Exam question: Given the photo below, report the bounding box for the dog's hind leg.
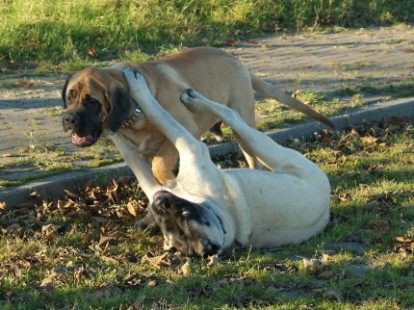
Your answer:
[230,100,264,171]
[180,89,316,177]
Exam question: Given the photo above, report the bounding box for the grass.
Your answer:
[0,0,413,69]
[0,117,413,309]
[0,138,122,188]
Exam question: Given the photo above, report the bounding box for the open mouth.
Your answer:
[71,131,100,147]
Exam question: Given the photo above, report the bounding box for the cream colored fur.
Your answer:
[123,69,330,253]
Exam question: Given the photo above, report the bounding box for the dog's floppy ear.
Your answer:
[61,73,74,108]
[106,84,132,133]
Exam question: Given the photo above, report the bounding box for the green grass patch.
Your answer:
[0,168,78,188]
[0,134,123,188]
[0,0,413,67]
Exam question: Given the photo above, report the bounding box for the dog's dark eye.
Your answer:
[84,94,99,105]
[86,98,99,105]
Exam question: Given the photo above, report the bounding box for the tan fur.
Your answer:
[63,47,333,184]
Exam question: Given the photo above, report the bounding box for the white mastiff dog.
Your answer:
[123,69,331,257]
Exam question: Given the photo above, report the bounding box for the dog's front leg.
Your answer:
[111,135,161,230]
[111,135,161,198]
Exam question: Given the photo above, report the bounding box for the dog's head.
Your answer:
[151,190,226,257]
[61,67,133,147]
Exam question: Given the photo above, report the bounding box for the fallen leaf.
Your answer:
[245,39,257,44]
[82,233,92,247]
[180,260,192,276]
[99,233,114,244]
[73,266,85,286]
[64,189,79,200]
[141,252,171,270]
[320,129,330,136]
[101,255,118,264]
[207,254,220,268]
[40,269,60,287]
[41,224,61,243]
[361,135,378,144]
[17,79,34,87]
[302,258,322,271]
[124,273,143,287]
[225,39,237,46]
[127,201,138,217]
[88,47,98,57]
[363,163,384,173]
[321,253,332,263]
[29,191,40,199]
[394,236,413,244]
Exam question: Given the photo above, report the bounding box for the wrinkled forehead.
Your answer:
[64,74,108,106]
[66,71,100,93]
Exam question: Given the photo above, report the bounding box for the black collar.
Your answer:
[121,103,142,128]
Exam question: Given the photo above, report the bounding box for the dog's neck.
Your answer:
[121,101,142,128]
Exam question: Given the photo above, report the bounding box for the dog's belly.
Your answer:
[249,208,330,248]
[223,169,330,247]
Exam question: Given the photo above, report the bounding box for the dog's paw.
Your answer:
[123,69,150,94]
[180,88,203,112]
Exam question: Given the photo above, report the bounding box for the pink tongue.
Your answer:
[71,133,93,145]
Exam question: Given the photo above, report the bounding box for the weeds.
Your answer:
[1,0,413,67]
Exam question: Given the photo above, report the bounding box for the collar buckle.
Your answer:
[121,103,142,128]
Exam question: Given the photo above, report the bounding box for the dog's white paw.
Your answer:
[123,69,150,95]
[180,88,204,112]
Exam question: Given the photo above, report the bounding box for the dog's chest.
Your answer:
[111,128,165,157]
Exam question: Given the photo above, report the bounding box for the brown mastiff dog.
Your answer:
[62,47,333,228]
[62,47,333,185]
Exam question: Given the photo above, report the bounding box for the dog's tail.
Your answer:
[250,73,335,129]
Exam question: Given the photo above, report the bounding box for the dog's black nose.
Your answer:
[153,190,174,209]
[62,111,79,130]
[203,242,220,257]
